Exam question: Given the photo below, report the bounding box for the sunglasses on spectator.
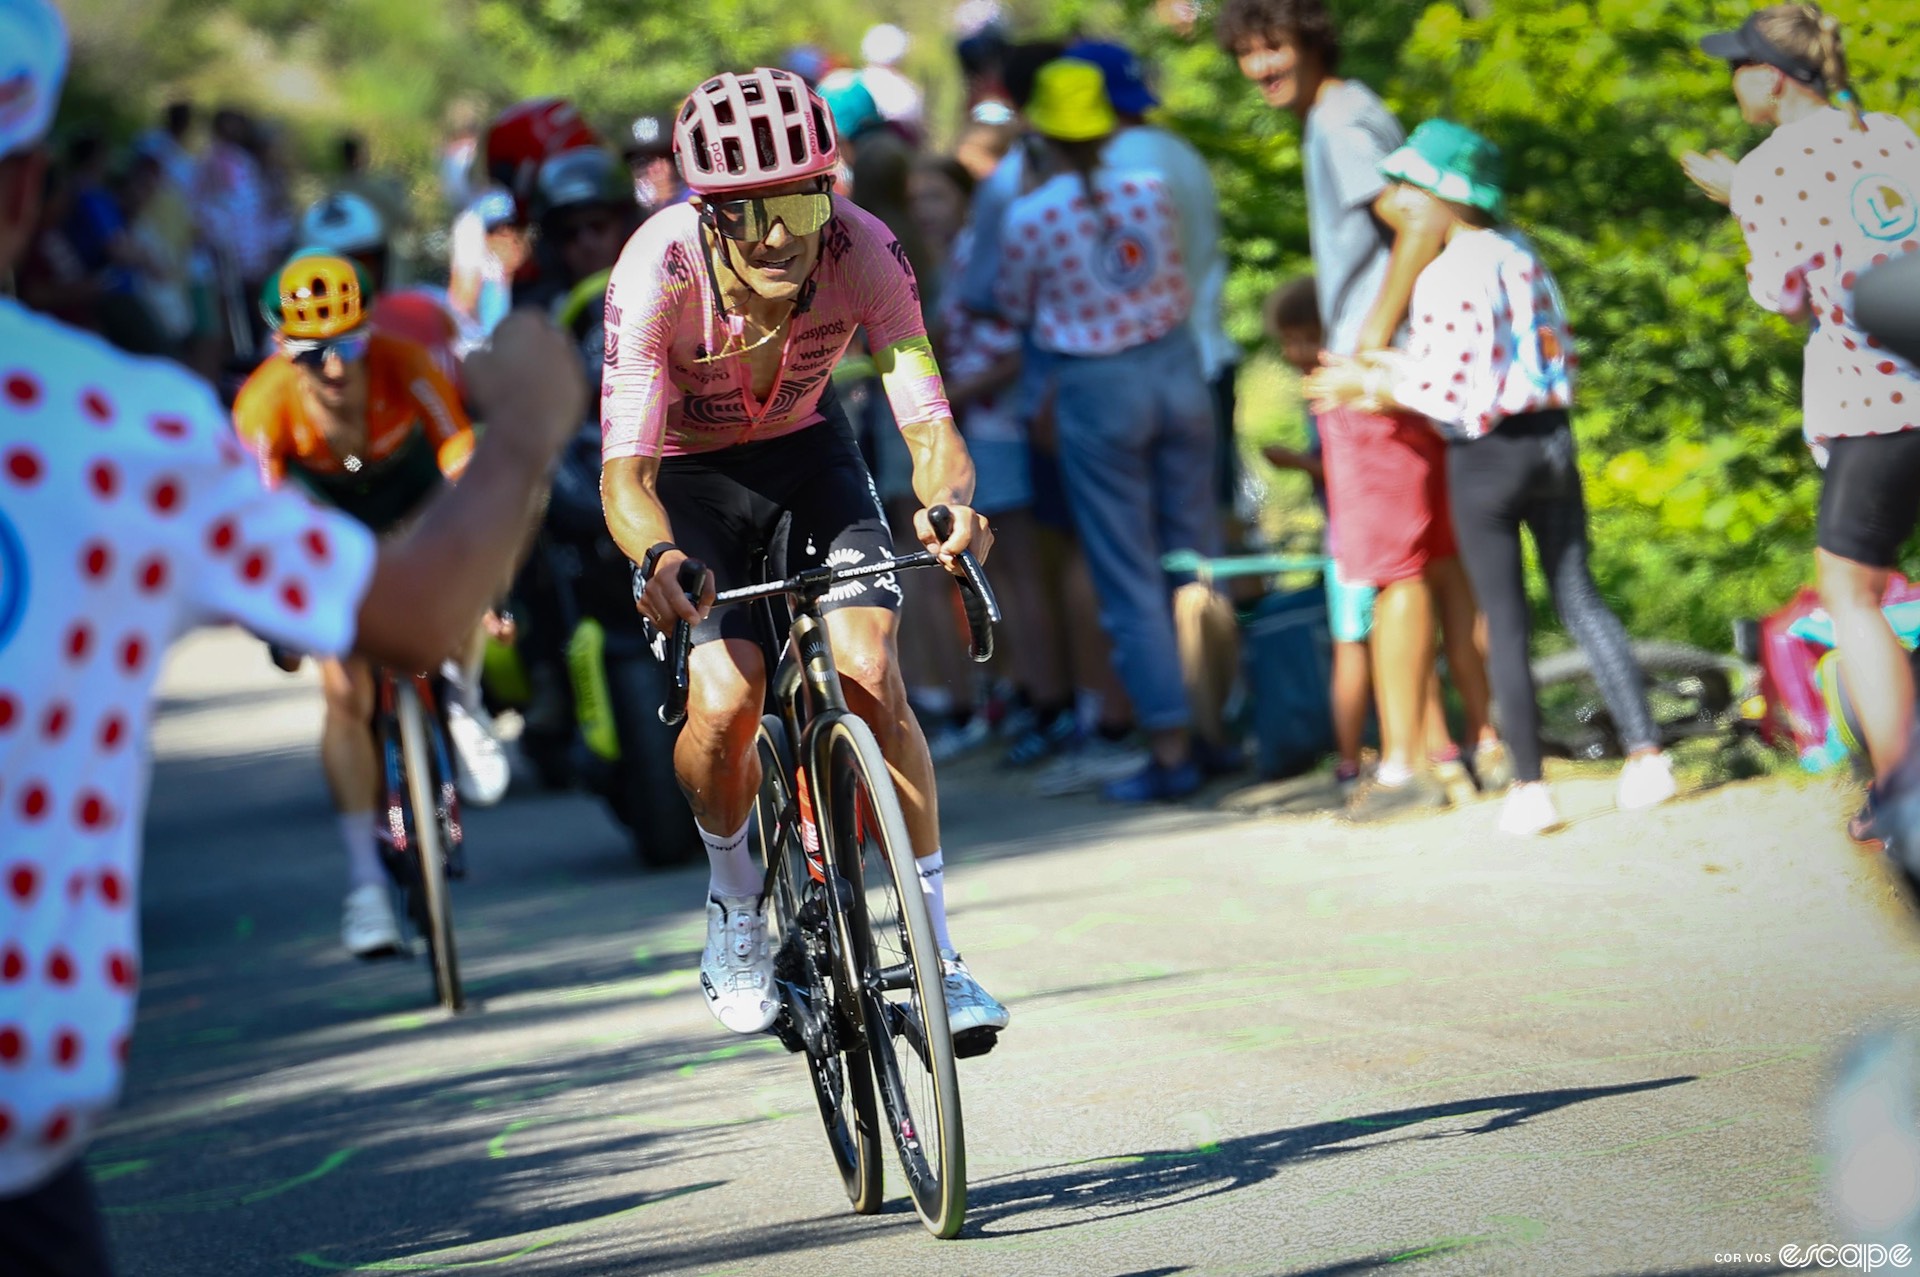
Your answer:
[707,191,834,242]
[284,330,373,369]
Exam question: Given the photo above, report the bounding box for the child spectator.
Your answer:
[1305,120,1676,833]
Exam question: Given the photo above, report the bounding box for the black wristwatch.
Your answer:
[638,541,678,586]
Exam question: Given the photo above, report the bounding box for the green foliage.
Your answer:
[1116,0,1918,645]
[46,0,1920,644]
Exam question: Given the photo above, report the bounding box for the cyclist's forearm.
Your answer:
[902,418,976,509]
[601,454,676,565]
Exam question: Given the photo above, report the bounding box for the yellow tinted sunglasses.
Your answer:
[708,191,834,242]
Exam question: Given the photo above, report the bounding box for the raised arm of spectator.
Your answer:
[357,314,584,667]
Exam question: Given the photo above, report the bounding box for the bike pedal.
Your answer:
[951,1027,1000,1060]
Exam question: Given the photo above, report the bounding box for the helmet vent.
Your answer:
[751,119,777,170]
[721,136,744,174]
[776,85,797,115]
[712,97,735,126]
[740,78,764,105]
[786,124,806,162]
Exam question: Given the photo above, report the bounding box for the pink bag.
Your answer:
[1759,574,1920,764]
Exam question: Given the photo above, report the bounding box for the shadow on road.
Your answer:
[964,1077,1695,1239]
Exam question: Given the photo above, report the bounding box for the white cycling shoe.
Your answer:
[700,895,779,1034]
[447,701,510,808]
[342,883,402,959]
[940,950,1008,1057]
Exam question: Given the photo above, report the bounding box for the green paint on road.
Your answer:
[103,1149,356,1215]
[87,1159,151,1183]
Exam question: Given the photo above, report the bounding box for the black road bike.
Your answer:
[657,506,999,1238]
[374,668,466,1012]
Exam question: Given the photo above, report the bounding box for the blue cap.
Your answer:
[784,45,830,87]
[1065,40,1157,117]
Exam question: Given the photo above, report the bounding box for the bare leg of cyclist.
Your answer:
[674,638,768,845]
[319,657,399,956]
[1818,550,1915,775]
[678,638,784,1034]
[825,606,939,856]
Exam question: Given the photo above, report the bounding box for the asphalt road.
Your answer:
[95,626,1920,1276]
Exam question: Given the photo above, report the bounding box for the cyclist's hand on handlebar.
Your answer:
[914,503,993,570]
[637,548,713,630]
[462,312,589,464]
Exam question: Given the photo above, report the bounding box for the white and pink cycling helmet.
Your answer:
[673,67,840,195]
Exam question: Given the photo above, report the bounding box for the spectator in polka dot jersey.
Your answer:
[0,3,586,1271]
[1685,3,1920,842]
[1305,120,1675,838]
[993,58,1218,803]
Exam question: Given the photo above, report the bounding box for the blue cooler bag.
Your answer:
[1242,587,1334,779]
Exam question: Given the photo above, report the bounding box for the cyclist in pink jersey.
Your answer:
[601,68,1009,1049]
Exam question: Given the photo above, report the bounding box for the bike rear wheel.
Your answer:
[1532,640,1740,761]
[818,715,965,1238]
[755,717,881,1214]
[397,680,465,1012]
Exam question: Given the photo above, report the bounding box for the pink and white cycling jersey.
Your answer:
[601,199,950,460]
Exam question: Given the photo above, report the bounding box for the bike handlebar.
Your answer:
[927,505,1000,664]
[659,557,707,727]
[654,504,1000,727]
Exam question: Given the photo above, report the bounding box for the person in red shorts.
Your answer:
[1219,0,1501,820]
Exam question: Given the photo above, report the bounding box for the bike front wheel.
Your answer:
[756,717,881,1214]
[816,715,965,1238]
[397,680,464,1012]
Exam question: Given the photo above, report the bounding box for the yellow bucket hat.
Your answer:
[1024,58,1117,143]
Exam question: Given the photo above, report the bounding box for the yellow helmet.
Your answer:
[275,254,367,341]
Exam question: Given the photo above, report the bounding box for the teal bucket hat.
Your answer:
[1380,119,1507,219]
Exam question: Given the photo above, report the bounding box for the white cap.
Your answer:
[861,23,910,68]
[0,0,68,159]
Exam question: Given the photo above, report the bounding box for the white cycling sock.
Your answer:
[340,813,384,891]
[917,849,954,954]
[701,815,761,901]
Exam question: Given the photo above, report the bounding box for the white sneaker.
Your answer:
[939,950,1009,1037]
[342,883,402,958]
[1617,752,1677,811]
[447,701,510,807]
[700,895,778,1034]
[1033,737,1150,798]
[1499,783,1563,837]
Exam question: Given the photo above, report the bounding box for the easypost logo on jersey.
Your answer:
[1852,173,1918,242]
[0,507,28,655]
